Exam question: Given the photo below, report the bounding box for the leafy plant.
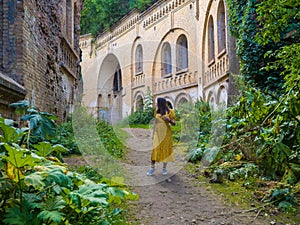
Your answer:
[9,100,57,146]
[0,106,137,224]
[264,187,298,212]
[96,120,125,158]
[53,119,80,155]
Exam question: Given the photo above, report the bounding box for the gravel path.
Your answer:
[122,128,270,225]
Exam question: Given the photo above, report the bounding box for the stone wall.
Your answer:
[0,0,83,121]
[80,0,239,121]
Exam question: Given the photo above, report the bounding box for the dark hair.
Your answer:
[156,97,170,115]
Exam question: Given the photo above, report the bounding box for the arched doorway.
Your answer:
[217,86,227,108]
[98,54,123,124]
[136,95,144,111]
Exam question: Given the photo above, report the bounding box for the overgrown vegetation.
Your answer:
[0,101,138,224]
[186,0,300,213]
[126,87,154,126]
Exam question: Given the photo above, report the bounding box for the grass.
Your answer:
[185,163,300,224]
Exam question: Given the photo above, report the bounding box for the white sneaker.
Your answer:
[147,167,155,176]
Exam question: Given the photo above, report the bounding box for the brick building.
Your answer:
[0,0,83,121]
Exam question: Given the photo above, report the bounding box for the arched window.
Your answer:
[208,16,215,62]
[113,66,122,93]
[217,1,226,53]
[209,96,216,110]
[176,34,188,72]
[161,42,172,77]
[135,44,143,74]
[136,95,144,111]
[217,86,227,107]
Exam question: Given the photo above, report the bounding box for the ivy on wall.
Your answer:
[226,0,284,91]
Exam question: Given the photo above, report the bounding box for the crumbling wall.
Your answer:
[0,0,83,121]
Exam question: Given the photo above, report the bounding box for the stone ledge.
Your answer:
[0,72,26,95]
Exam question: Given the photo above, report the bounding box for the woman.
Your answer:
[147,97,176,176]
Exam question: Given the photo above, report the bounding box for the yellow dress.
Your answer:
[151,109,175,162]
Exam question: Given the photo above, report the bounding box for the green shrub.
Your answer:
[128,109,154,125]
[96,120,125,158]
[53,119,80,155]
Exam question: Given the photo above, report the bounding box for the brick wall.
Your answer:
[0,0,83,121]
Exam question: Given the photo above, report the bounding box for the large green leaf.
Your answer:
[0,118,25,143]
[37,211,64,223]
[52,144,69,154]
[21,109,58,141]
[45,167,72,188]
[37,196,65,223]
[3,204,40,225]
[33,142,53,157]
[3,206,28,225]
[24,172,45,190]
[3,144,40,168]
[77,183,109,206]
[9,100,30,114]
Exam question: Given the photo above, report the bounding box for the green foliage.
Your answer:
[128,109,154,125]
[189,78,299,209]
[187,148,203,163]
[221,0,300,189]
[9,100,58,145]
[96,120,125,158]
[255,0,300,45]
[129,0,153,11]
[264,187,298,212]
[0,114,137,225]
[33,142,68,157]
[80,0,159,35]
[127,88,154,125]
[228,163,259,181]
[143,86,153,111]
[226,0,284,90]
[53,119,80,155]
[80,0,128,36]
[80,0,103,36]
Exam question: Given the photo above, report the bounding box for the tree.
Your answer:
[80,0,159,36]
[129,0,153,11]
[80,0,103,36]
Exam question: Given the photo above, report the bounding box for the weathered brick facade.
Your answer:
[0,0,83,121]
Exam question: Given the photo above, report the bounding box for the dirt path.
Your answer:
[122,128,270,225]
